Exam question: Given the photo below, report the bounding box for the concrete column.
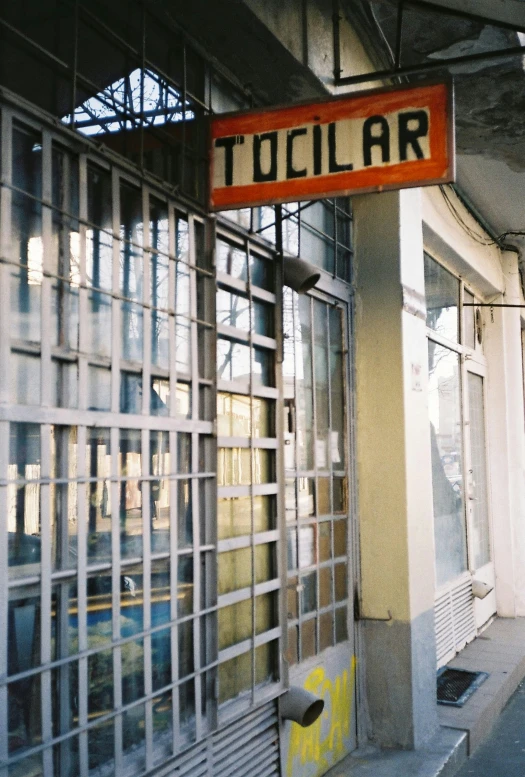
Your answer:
[353,189,438,749]
[484,250,525,616]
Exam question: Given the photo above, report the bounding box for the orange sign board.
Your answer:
[209,82,454,211]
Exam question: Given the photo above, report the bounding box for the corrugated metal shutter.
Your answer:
[212,702,280,777]
[157,701,280,777]
[435,577,476,668]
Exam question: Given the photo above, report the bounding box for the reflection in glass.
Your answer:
[88,365,111,411]
[463,290,475,350]
[218,496,251,539]
[88,718,114,774]
[218,599,251,650]
[121,301,143,362]
[424,254,459,342]
[428,343,467,586]
[216,239,246,280]
[255,543,274,583]
[298,526,316,568]
[178,556,194,617]
[51,360,78,409]
[217,393,250,437]
[153,692,173,765]
[301,571,317,614]
[218,548,251,594]
[10,352,40,405]
[468,373,490,569]
[88,649,113,717]
[120,371,142,414]
[253,347,273,387]
[216,288,250,330]
[87,164,112,291]
[250,253,273,291]
[11,126,42,343]
[151,377,169,416]
[150,432,170,553]
[8,423,41,574]
[217,339,250,383]
[88,291,112,357]
[297,296,313,469]
[87,573,113,649]
[218,650,251,704]
[51,426,78,570]
[301,618,316,660]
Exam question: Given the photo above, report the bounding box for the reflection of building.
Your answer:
[2,3,525,777]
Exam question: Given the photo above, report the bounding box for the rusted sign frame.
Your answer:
[209,80,455,211]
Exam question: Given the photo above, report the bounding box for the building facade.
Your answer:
[1,2,525,777]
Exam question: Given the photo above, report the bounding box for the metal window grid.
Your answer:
[0,102,219,777]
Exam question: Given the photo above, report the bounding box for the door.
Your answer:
[464,365,495,629]
[281,287,357,777]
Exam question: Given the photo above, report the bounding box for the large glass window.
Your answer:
[215,233,280,715]
[1,110,216,776]
[425,253,490,590]
[282,290,350,663]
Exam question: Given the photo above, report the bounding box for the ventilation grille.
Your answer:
[159,701,280,777]
[435,577,476,668]
[212,703,280,777]
[154,742,208,777]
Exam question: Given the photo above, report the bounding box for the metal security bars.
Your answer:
[0,103,217,777]
[215,230,282,721]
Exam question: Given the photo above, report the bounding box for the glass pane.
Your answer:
[314,300,329,469]
[298,478,315,519]
[218,650,251,704]
[8,593,41,675]
[88,366,111,411]
[86,428,112,563]
[253,347,273,388]
[253,299,273,337]
[8,676,42,757]
[218,547,252,594]
[333,519,347,557]
[153,693,173,765]
[320,611,334,651]
[298,526,316,568]
[178,556,194,617]
[51,360,78,409]
[217,339,250,383]
[218,496,251,539]
[301,618,316,660]
[10,352,40,405]
[8,423,41,575]
[88,291,112,357]
[428,344,467,586]
[51,426,78,570]
[319,522,331,563]
[217,393,251,437]
[86,165,112,291]
[178,620,194,678]
[152,561,171,629]
[87,573,113,649]
[178,479,192,548]
[151,309,169,370]
[329,306,345,467]
[334,562,348,602]
[150,197,169,256]
[120,371,142,414]
[151,628,171,692]
[424,254,459,342]
[217,288,250,330]
[121,301,143,361]
[319,566,332,608]
[297,296,313,469]
[151,378,169,416]
[255,543,275,583]
[218,599,251,650]
[216,239,247,280]
[88,649,113,718]
[287,626,298,665]
[463,290,475,350]
[51,581,78,660]
[89,719,114,774]
[255,640,275,687]
[468,373,491,569]
[335,606,348,643]
[301,571,317,614]
[150,432,170,553]
[250,253,273,291]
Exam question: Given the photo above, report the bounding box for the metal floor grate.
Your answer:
[437,667,489,707]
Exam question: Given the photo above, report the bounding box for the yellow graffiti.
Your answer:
[286,655,357,777]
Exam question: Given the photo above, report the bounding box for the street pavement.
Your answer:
[455,681,525,776]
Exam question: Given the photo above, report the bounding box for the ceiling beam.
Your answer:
[409,0,525,34]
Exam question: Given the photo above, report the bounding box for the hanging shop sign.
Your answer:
[209,81,454,211]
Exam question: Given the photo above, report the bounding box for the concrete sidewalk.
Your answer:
[323,617,525,777]
[454,681,525,777]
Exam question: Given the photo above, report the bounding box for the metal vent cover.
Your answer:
[212,702,280,777]
[437,667,489,706]
[435,577,476,668]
